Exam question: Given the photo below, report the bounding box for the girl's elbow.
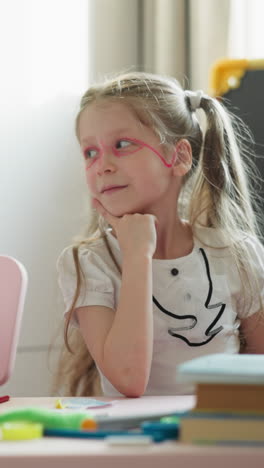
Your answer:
[121,384,146,398]
[119,385,146,398]
[116,368,149,397]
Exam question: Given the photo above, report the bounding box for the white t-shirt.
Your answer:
[57,227,264,396]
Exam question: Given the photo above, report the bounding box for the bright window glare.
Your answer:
[0,0,89,107]
[0,0,90,355]
[229,0,264,57]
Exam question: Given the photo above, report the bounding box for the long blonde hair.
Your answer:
[53,71,262,396]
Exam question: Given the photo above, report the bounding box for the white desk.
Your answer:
[0,396,264,468]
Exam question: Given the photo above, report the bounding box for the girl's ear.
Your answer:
[172,139,192,176]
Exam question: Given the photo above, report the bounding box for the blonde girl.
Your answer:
[55,72,264,397]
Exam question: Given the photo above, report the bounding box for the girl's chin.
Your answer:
[103,199,147,217]
[106,206,140,217]
[109,209,132,217]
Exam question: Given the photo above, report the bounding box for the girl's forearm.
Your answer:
[102,253,153,396]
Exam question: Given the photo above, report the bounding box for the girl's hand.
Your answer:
[92,198,158,258]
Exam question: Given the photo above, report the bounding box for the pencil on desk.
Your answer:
[93,410,186,430]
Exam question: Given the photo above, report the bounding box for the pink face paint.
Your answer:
[130,138,178,168]
[83,137,177,170]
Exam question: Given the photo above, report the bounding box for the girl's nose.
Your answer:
[96,149,117,175]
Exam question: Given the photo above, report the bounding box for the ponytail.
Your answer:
[189,94,259,240]
[187,93,263,328]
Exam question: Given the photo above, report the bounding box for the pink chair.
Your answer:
[0,255,27,386]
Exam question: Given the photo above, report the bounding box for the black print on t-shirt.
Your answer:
[152,248,225,347]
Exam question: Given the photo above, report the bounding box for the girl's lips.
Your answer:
[102,185,128,195]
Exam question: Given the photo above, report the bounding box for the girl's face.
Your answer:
[78,101,180,217]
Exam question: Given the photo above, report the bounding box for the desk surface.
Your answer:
[0,396,264,468]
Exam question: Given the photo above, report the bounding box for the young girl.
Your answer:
[55,71,264,398]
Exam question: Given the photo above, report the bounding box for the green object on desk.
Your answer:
[160,416,180,424]
[0,408,93,430]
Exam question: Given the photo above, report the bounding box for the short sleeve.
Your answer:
[237,236,264,319]
[57,245,115,326]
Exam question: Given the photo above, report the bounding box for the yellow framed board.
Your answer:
[209,58,264,233]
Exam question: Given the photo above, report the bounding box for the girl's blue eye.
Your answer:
[84,148,98,159]
[116,139,132,149]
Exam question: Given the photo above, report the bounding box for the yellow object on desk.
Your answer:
[0,422,43,440]
[55,399,65,409]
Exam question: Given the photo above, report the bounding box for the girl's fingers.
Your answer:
[92,198,118,227]
[153,215,159,227]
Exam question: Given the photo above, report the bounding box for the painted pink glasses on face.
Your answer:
[82,137,178,170]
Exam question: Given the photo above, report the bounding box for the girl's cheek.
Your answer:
[85,171,92,186]
[85,168,97,192]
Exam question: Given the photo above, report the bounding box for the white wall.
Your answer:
[90,0,140,81]
[0,0,90,396]
[189,0,230,91]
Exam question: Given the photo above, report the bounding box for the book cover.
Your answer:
[180,412,264,443]
[195,382,264,412]
[176,353,264,385]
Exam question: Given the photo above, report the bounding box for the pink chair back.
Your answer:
[0,255,27,385]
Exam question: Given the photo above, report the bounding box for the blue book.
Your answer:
[176,353,264,385]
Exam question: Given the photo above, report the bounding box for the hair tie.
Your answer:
[185,89,203,112]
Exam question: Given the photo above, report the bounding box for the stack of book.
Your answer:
[176,353,264,445]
